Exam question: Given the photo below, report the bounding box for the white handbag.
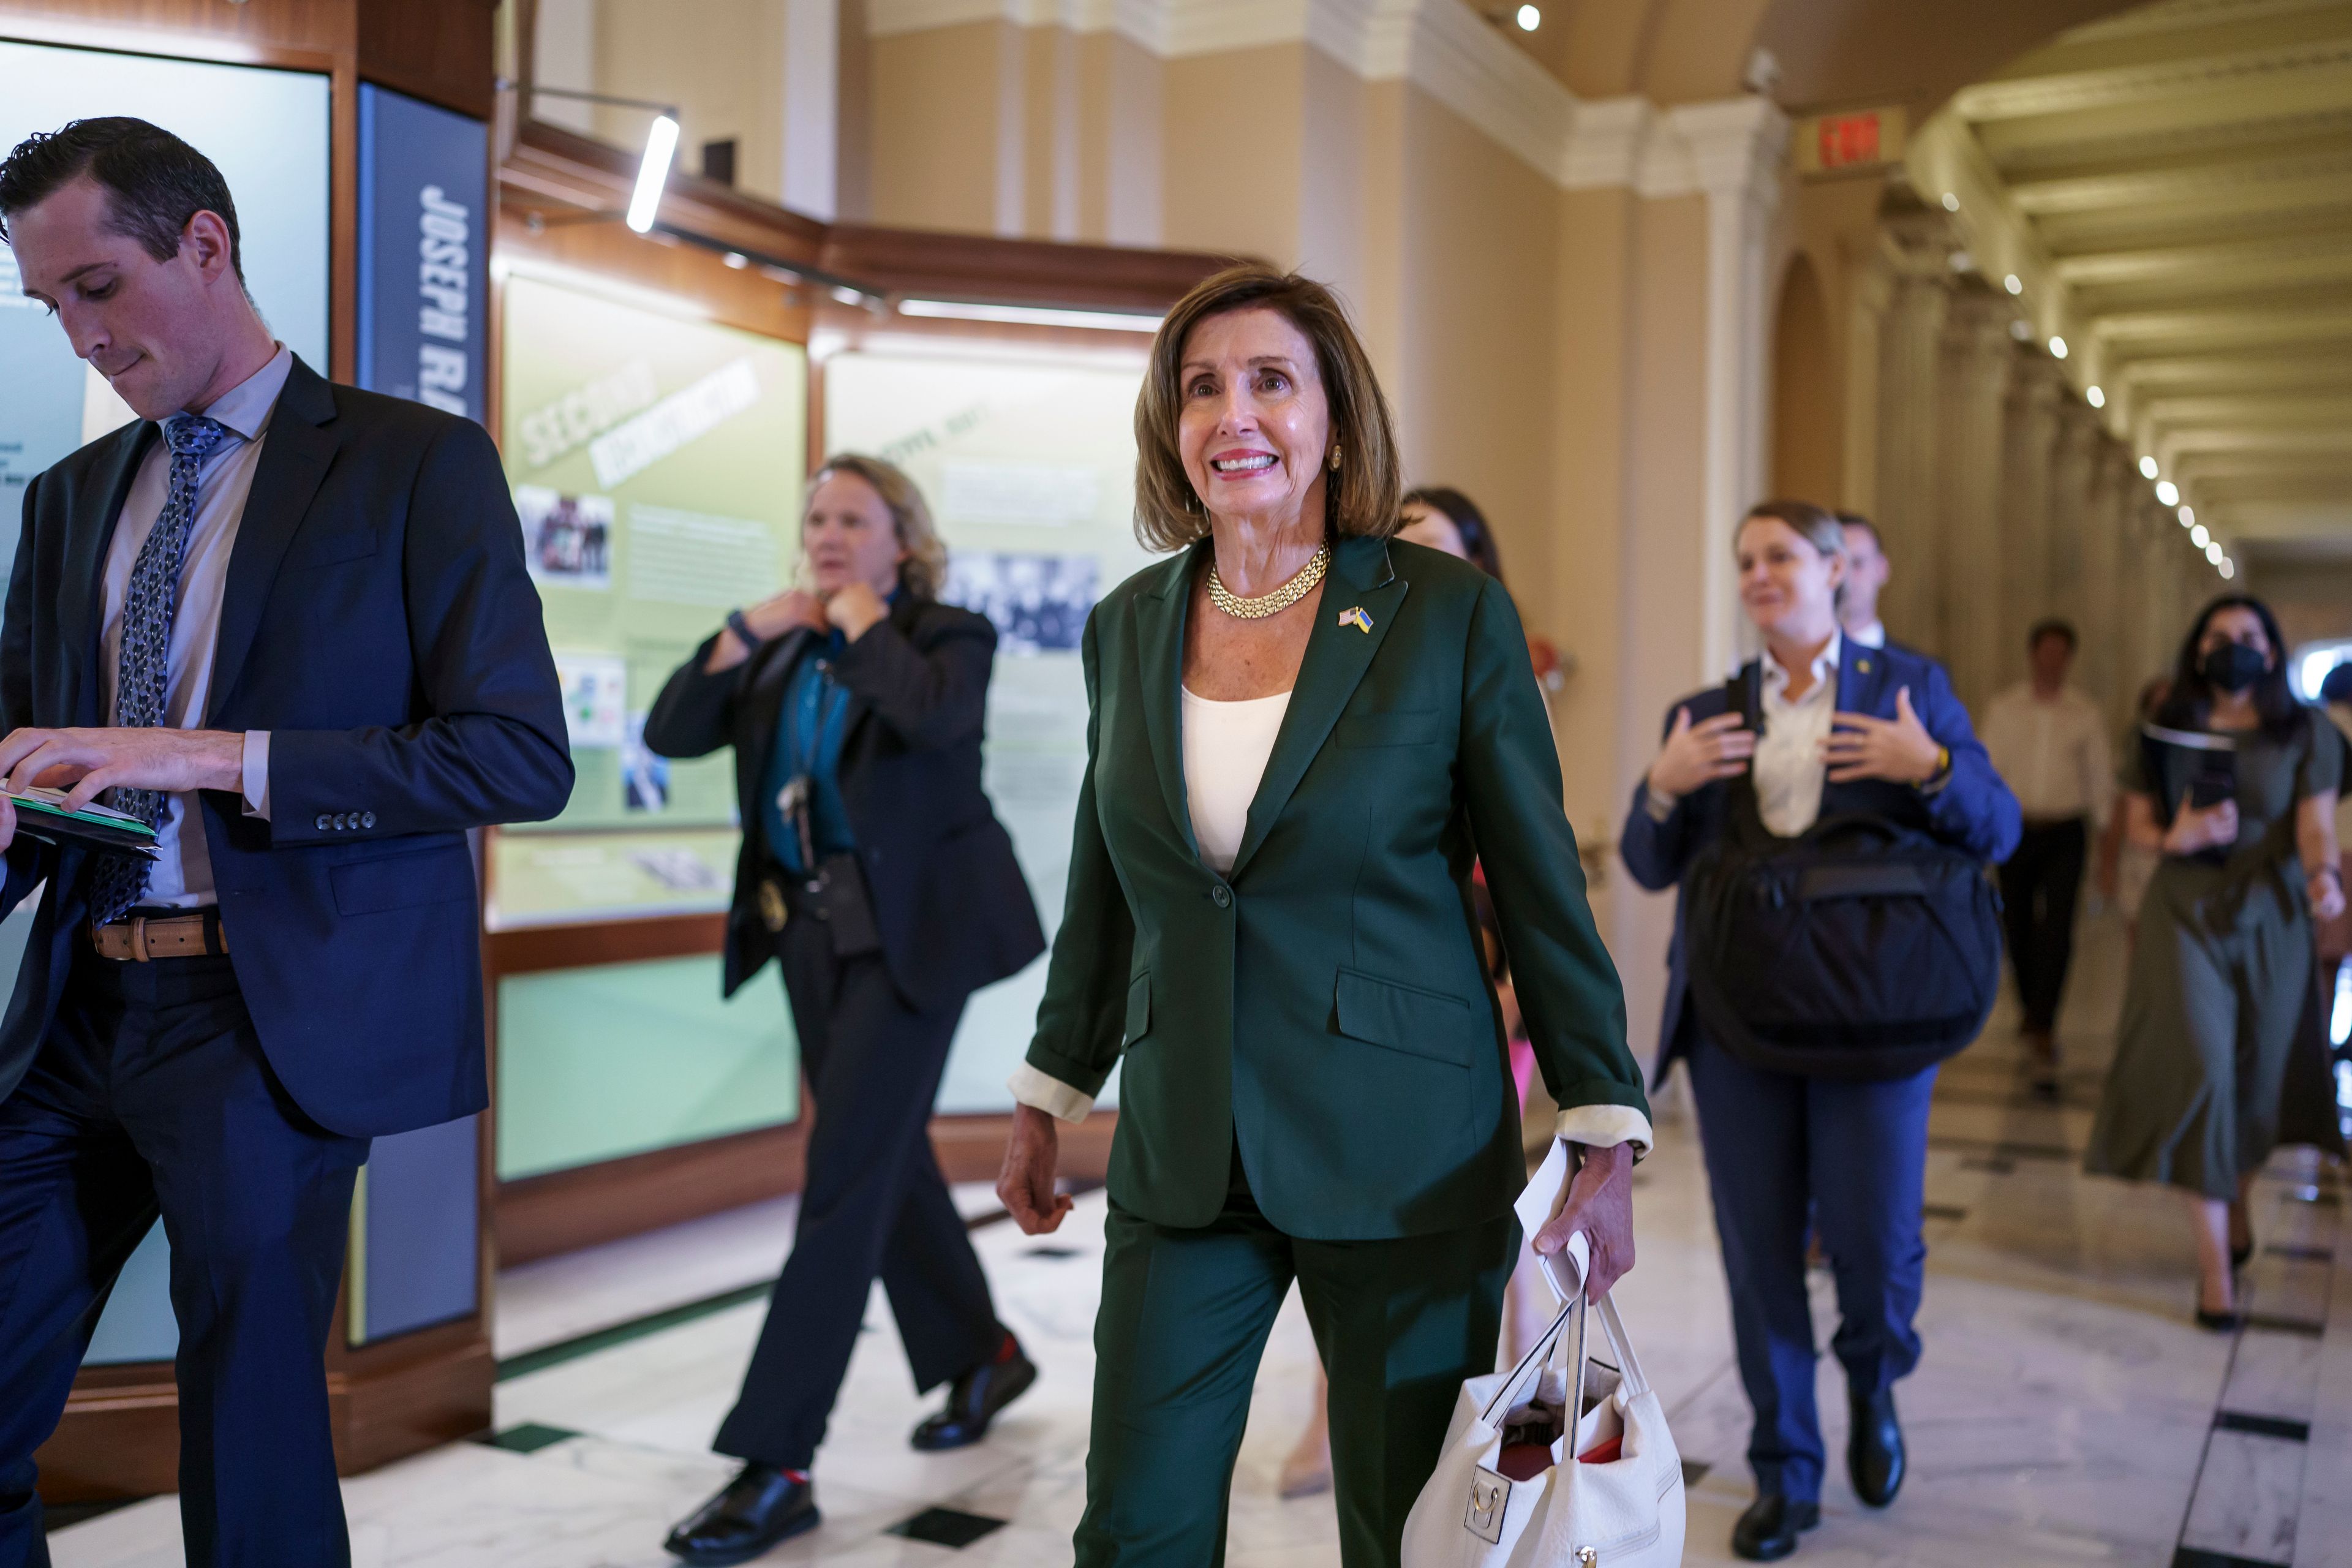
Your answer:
[1401,1235,1684,1567]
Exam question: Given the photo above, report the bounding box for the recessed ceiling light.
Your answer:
[2139,455,2159,479]
[2003,274,2022,295]
[723,252,748,270]
[2156,480,2179,506]
[2178,505,2194,526]
[1516,4,1540,29]
[2206,541,2223,564]
[2218,559,2234,579]
[2191,524,2210,548]
[2048,336,2068,359]
[1942,192,1959,212]
[2086,385,2105,409]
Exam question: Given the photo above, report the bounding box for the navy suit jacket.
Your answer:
[0,357,573,1138]
[1618,639,2019,1079]
[644,595,1045,1013]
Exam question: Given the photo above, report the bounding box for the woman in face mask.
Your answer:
[2086,595,2345,1330]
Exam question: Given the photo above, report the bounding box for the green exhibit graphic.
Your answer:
[823,347,1150,1112]
[499,270,808,861]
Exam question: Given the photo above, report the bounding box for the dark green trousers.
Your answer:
[1076,1156,1514,1567]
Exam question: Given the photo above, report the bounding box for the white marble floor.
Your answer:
[48,914,2352,1567]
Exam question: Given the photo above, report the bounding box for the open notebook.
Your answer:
[4,788,160,858]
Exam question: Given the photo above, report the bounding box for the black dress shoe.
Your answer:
[911,1337,1037,1451]
[664,1464,818,1566]
[1732,1493,1820,1561]
[1848,1387,1905,1507]
[2196,1306,2246,1333]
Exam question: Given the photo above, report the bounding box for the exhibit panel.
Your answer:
[821,347,1151,1113]
[486,263,811,1205]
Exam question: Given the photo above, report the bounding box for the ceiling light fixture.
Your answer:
[2139,455,2159,480]
[897,298,1165,332]
[2205,541,2223,565]
[1516,4,1540,29]
[2178,505,2194,526]
[1941,192,1959,211]
[2218,559,2234,579]
[2003,274,2022,295]
[2191,524,2209,548]
[511,84,684,239]
[2156,480,2179,507]
[626,115,680,234]
[2048,336,2068,360]
[2086,385,2105,409]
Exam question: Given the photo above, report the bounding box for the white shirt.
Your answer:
[1178,687,1289,876]
[1980,682,2114,826]
[99,348,283,907]
[1849,620,1886,650]
[1754,632,1841,837]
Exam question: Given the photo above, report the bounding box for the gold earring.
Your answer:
[1329,442,1343,473]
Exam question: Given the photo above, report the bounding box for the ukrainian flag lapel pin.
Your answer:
[1338,606,1373,634]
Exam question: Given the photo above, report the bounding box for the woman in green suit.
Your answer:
[994,265,1653,1567]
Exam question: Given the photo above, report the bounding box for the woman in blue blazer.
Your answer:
[1619,501,2018,1562]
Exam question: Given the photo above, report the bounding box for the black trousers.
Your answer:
[1998,817,2090,1035]
[712,910,1003,1470]
[0,950,368,1568]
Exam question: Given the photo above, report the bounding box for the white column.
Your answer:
[1936,287,2015,711]
[1871,218,1952,656]
[2000,354,2063,673]
[780,0,840,219]
[1668,97,1789,680]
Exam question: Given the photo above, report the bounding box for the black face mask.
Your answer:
[2200,642,2267,694]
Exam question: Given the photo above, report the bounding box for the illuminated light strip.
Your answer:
[897,299,1165,333]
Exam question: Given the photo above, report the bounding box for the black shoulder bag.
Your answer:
[1680,673,2004,1081]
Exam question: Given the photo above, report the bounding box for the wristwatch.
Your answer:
[725,609,760,650]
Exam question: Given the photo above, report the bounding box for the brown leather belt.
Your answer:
[89,912,230,962]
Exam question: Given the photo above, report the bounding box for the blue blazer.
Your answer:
[1618,639,2019,1078]
[0,357,573,1138]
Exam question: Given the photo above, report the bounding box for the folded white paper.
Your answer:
[1513,1139,1591,1303]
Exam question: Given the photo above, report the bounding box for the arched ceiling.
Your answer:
[1945,0,2352,565]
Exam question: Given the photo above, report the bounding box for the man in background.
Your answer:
[1837,511,1894,651]
[1981,619,2113,1096]
[0,118,568,1565]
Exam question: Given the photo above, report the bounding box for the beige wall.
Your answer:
[592,0,788,203]
[867,23,1006,233]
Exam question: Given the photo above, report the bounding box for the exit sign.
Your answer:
[1794,106,1908,176]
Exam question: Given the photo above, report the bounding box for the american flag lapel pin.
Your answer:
[1338,606,1373,633]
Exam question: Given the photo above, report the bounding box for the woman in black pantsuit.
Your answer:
[646,455,1047,1566]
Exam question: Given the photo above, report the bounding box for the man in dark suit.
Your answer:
[0,119,569,1566]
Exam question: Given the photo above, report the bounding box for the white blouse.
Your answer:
[1753,632,1840,836]
[1178,686,1292,875]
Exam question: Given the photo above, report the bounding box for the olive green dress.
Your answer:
[2087,707,2343,1199]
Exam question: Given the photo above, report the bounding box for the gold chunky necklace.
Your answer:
[1207,543,1330,620]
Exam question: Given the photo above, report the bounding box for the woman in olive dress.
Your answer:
[2087,595,2345,1330]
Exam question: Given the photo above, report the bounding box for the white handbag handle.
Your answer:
[1483,1235,1656,1431]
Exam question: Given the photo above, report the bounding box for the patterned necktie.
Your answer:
[88,413,230,926]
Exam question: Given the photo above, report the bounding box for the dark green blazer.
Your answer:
[1023,534,1647,1240]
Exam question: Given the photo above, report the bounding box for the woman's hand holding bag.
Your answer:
[1401,1182,1684,1567]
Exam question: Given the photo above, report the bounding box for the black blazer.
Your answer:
[644,596,1044,1012]
[0,357,573,1138]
